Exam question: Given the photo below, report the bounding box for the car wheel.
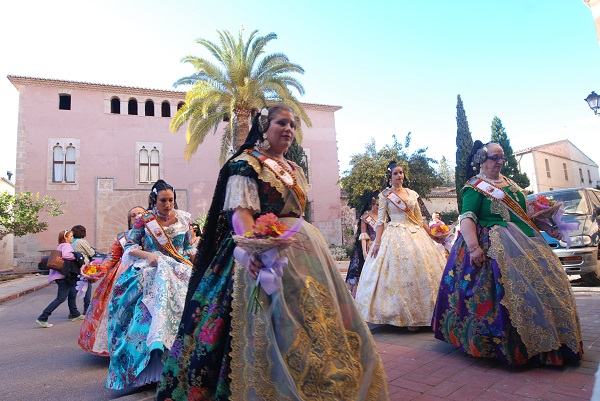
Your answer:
[581,263,600,286]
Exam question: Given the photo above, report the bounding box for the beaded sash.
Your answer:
[466,176,539,233]
[142,212,193,267]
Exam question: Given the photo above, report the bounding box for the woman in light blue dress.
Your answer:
[106,180,195,390]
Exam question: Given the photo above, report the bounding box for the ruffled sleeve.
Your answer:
[224,175,260,213]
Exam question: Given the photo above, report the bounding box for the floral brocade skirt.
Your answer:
[78,260,125,356]
[157,219,388,401]
[432,223,583,366]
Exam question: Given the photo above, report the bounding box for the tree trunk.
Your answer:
[235,108,251,150]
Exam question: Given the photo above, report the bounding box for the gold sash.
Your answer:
[466,176,539,233]
[142,212,193,267]
[381,188,422,227]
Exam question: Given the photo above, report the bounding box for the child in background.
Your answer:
[36,230,85,328]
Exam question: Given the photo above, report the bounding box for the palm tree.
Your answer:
[171,29,311,162]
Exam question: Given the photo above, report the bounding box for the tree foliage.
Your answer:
[490,116,530,189]
[340,134,442,210]
[171,29,311,162]
[438,156,455,186]
[455,95,474,212]
[0,192,65,240]
[286,138,308,178]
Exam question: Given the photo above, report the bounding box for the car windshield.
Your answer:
[528,189,589,215]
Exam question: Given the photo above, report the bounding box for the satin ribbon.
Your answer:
[75,276,89,299]
[553,208,580,249]
[233,246,288,295]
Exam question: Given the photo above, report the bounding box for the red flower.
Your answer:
[199,317,225,345]
[476,300,493,318]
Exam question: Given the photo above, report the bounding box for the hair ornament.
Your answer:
[472,146,488,165]
[258,107,270,134]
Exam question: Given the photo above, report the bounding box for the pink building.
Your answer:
[8,76,342,272]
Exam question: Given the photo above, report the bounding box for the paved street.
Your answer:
[0,275,598,400]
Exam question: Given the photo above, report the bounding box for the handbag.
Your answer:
[47,250,65,271]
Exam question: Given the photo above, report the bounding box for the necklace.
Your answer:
[156,210,171,222]
[480,173,504,184]
[250,148,297,187]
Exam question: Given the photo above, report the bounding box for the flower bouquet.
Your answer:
[429,222,455,241]
[527,194,579,248]
[232,213,301,313]
[75,259,104,299]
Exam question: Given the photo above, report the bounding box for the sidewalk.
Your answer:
[0,273,51,304]
[2,272,598,400]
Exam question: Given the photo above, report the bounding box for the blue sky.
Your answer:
[2,0,599,183]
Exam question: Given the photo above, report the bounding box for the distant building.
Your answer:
[514,139,599,193]
[0,176,15,271]
[421,186,458,218]
[8,75,343,272]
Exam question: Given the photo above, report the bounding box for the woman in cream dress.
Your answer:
[355,162,446,329]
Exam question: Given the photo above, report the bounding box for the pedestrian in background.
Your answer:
[36,230,85,328]
[71,225,95,313]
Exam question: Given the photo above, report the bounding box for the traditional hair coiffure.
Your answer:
[184,104,296,304]
[148,180,178,210]
[385,161,409,188]
[465,140,489,181]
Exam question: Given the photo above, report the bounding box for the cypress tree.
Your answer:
[490,116,530,189]
[455,95,473,212]
[286,138,308,178]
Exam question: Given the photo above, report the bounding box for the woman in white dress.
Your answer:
[355,161,446,330]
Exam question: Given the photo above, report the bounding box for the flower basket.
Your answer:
[430,223,455,241]
[232,235,296,254]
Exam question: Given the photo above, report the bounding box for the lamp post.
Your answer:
[584,91,600,115]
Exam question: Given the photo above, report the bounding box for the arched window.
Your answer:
[128,98,138,115]
[145,100,155,116]
[139,146,160,183]
[177,102,185,110]
[161,101,171,117]
[52,143,77,183]
[111,97,121,114]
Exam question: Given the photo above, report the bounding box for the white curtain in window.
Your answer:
[150,148,160,182]
[139,148,149,183]
[53,146,64,182]
[65,146,76,183]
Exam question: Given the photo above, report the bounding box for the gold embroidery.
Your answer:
[284,277,363,400]
[488,227,582,357]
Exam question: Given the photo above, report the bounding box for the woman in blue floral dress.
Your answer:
[157,105,388,401]
[106,180,195,389]
[432,141,582,366]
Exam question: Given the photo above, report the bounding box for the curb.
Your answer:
[0,281,52,305]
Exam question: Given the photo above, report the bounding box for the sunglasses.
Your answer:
[487,155,506,162]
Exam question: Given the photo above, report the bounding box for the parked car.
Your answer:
[527,187,600,286]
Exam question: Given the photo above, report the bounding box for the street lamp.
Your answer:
[584,91,600,115]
